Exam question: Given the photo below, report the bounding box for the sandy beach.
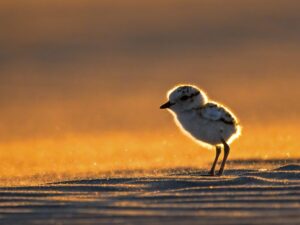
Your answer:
[1,159,299,225]
[1,1,300,224]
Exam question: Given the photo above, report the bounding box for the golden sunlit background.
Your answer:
[1,0,300,185]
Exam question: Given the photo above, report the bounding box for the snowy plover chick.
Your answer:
[160,84,241,176]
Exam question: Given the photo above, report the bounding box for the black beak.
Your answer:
[160,101,175,109]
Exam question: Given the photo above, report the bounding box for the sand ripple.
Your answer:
[0,161,299,225]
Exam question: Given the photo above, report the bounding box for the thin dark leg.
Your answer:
[209,146,221,176]
[218,139,230,176]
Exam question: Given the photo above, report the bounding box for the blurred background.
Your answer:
[0,0,299,185]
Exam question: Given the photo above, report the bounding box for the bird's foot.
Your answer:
[208,170,215,176]
[217,170,224,176]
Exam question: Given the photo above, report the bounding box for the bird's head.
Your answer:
[160,85,207,112]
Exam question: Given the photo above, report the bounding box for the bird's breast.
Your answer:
[174,111,236,145]
[176,112,205,132]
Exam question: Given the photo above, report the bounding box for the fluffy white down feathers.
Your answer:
[160,84,241,149]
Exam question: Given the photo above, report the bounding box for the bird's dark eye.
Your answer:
[180,96,189,101]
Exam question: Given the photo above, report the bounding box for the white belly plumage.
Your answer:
[175,111,238,146]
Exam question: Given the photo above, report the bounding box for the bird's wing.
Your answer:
[198,103,236,125]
